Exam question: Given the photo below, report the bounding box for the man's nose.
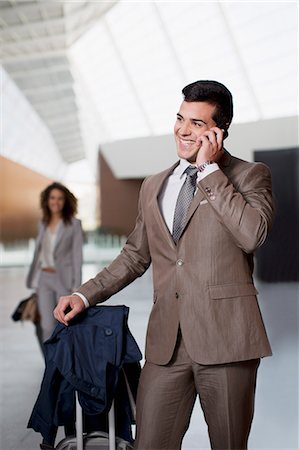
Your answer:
[179,121,191,135]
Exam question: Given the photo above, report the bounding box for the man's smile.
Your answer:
[178,138,196,147]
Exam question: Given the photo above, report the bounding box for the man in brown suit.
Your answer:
[54,80,274,450]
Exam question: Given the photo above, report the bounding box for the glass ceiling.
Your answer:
[70,0,298,149]
[1,1,298,180]
[1,65,66,179]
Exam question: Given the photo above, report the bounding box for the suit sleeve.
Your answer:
[198,162,274,253]
[76,181,151,306]
[72,219,84,290]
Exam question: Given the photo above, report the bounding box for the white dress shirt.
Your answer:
[39,223,61,268]
[75,159,219,308]
[159,159,218,233]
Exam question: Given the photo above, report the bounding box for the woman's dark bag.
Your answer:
[11,293,40,324]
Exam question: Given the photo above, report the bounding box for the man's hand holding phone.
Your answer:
[195,127,225,167]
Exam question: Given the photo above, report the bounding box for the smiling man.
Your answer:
[54,80,274,450]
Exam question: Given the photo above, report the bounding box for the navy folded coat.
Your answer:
[28,305,142,444]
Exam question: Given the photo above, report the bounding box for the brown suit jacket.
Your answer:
[78,151,274,365]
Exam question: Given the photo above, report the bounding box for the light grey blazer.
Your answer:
[26,217,83,292]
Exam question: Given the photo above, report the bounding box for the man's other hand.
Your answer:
[53,294,85,325]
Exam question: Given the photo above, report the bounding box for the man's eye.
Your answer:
[176,116,182,121]
[193,122,202,127]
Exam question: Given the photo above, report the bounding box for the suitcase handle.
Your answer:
[122,370,136,422]
[75,391,83,450]
[108,401,116,450]
[75,369,136,450]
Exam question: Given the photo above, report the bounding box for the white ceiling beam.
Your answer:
[33,98,77,111]
[60,147,84,156]
[35,104,78,116]
[1,48,66,63]
[1,31,68,53]
[0,1,117,46]
[0,0,116,22]
[28,93,75,106]
[7,63,71,78]
[59,141,84,151]
[46,114,79,127]
[48,117,79,128]
[38,108,77,119]
[60,146,83,154]
[54,133,82,143]
[59,145,84,154]
[0,2,63,20]
[1,26,94,56]
[21,81,74,95]
[51,124,80,134]
[0,16,65,36]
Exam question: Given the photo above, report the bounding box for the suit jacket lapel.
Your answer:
[151,162,179,248]
[54,220,65,252]
[35,223,46,254]
[184,185,205,224]
[150,151,233,245]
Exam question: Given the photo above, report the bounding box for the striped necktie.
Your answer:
[172,166,198,243]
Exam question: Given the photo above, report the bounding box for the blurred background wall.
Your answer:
[0,156,52,241]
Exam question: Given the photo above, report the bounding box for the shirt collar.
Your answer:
[174,158,197,179]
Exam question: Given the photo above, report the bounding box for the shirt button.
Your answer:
[177,259,184,266]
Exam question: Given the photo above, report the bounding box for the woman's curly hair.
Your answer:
[40,182,78,225]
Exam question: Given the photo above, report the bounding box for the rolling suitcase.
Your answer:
[55,372,135,450]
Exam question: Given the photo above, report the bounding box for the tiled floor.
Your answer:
[0,264,298,450]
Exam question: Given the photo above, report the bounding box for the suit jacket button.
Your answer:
[177,259,184,266]
[175,292,179,299]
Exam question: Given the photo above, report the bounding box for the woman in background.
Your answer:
[27,182,83,347]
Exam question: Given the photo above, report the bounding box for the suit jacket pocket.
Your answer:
[209,283,258,299]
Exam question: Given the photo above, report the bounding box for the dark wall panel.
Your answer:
[254,147,299,282]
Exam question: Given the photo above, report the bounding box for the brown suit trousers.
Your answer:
[134,331,260,450]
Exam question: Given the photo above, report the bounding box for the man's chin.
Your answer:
[177,150,197,163]
[178,154,197,164]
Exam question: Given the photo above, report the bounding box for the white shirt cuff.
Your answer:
[197,163,219,181]
[73,292,90,308]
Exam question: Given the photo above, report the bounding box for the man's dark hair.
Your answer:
[182,80,233,138]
